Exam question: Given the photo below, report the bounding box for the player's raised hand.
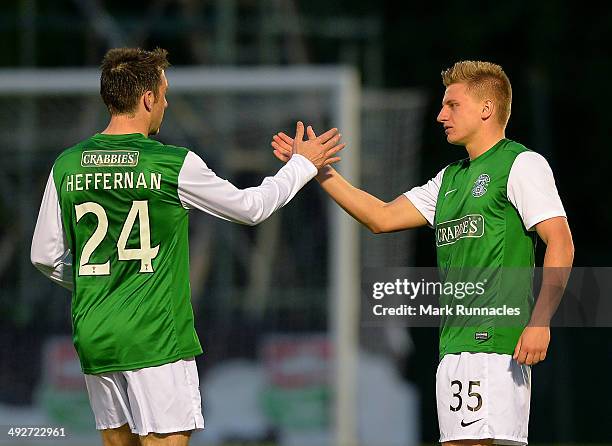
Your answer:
[271,122,344,169]
[272,125,319,161]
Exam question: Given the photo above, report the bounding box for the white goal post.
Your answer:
[0,66,361,446]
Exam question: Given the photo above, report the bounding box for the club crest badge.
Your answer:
[471,173,490,197]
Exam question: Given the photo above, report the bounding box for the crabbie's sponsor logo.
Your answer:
[436,214,484,247]
[81,150,139,167]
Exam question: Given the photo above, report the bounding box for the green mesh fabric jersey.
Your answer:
[433,139,535,358]
[52,133,200,374]
[32,132,317,374]
[405,138,566,360]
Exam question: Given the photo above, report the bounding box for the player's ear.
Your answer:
[143,90,155,112]
[482,99,494,121]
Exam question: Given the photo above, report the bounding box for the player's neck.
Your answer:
[101,115,150,137]
[464,129,506,160]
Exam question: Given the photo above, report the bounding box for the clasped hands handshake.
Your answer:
[271,121,345,170]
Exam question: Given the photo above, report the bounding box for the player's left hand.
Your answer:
[271,131,294,162]
[513,326,550,366]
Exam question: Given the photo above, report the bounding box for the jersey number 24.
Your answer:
[74,200,159,276]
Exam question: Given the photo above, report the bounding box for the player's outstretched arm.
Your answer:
[272,127,427,233]
[178,122,344,226]
[513,216,574,366]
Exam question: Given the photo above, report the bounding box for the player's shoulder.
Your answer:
[139,138,191,161]
[53,135,96,166]
[491,139,549,172]
[502,140,552,168]
[53,135,191,168]
[500,139,532,156]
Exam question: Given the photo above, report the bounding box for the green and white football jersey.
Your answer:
[405,138,566,359]
[32,133,317,374]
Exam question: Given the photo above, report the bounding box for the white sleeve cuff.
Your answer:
[523,211,568,232]
[289,153,318,178]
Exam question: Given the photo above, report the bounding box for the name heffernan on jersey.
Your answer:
[64,171,161,192]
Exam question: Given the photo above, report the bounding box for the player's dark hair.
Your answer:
[100,47,170,116]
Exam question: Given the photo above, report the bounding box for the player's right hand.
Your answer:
[272,122,345,169]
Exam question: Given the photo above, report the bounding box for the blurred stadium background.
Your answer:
[0,1,611,445]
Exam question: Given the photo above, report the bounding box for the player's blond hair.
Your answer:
[441,60,512,127]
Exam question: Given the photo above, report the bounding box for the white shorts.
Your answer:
[84,358,204,436]
[436,352,531,445]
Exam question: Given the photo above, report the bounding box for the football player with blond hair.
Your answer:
[272,60,574,445]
